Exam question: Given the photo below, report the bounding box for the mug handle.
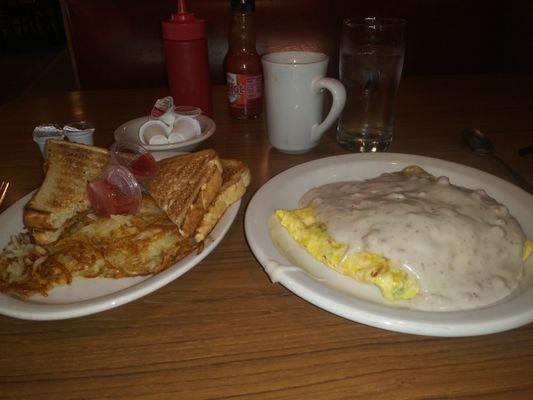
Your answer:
[310,77,346,143]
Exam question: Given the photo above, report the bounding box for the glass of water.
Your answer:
[336,17,405,152]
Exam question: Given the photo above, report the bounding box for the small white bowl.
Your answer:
[114,115,216,152]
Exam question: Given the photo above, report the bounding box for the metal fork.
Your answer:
[0,181,9,208]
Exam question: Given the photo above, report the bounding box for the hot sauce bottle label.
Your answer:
[227,73,262,108]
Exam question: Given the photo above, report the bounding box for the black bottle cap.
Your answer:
[231,0,255,13]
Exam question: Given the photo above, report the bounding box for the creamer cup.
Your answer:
[63,121,95,145]
[33,123,64,158]
[168,116,201,143]
[139,120,171,145]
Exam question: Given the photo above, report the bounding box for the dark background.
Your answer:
[2,0,533,103]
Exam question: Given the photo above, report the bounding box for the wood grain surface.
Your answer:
[0,76,532,399]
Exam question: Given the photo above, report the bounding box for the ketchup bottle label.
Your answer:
[227,73,262,108]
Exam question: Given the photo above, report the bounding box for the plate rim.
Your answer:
[113,115,216,151]
[244,152,533,337]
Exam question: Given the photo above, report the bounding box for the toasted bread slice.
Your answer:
[194,159,251,242]
[24,140,109,244]
[147,149,223,238]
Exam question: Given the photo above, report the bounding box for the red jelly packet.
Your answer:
[87,165,142,217]
[150,96,174,119]
[109,141,158,183]
[128,153,158,182]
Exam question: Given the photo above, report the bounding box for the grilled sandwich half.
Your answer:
[147,149,223,238]
[194,159,251,242]
[23,140,109,245]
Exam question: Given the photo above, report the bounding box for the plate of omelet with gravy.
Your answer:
[245,154,533,337]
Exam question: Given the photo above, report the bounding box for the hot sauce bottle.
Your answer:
[225,0,262,119]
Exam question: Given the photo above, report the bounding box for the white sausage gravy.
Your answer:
[300,169,526,311]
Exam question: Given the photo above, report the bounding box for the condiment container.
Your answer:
[63,121,95,145]
[140,100,204,145]
[168,116,201,143]
[174,105,202,117]
[87,165,142,217]
[87,141,158,217]
[162,0,213,116]
[139,120,172,145]
[109,141,158,183]
[33,123,65,158]
[151,96,175,118]
[225,0,262,119]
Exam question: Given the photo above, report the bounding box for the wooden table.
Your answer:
[1,75,532,399]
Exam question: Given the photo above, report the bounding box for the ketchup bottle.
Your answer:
[162,0,213,117]
[225,0,262,119]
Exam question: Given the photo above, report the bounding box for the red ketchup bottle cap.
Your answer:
[162,0,206,41]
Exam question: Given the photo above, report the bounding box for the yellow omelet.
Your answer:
[525,239,533,262]
[274,208,419,301]
[274,165,533,305]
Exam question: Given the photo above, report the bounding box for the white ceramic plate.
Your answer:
[244,153,533,337]
[114,115,216,152]
[0,195,239,321]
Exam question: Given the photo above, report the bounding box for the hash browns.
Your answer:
[0,196,198,298]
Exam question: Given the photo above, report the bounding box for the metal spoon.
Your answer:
[461,127,533,195]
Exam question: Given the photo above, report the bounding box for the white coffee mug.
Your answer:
[262,51,346,153]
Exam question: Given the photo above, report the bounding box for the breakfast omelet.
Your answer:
[275,208,419,301]
[273,166,533,309]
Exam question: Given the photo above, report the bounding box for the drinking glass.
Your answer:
[336,17,405,152]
